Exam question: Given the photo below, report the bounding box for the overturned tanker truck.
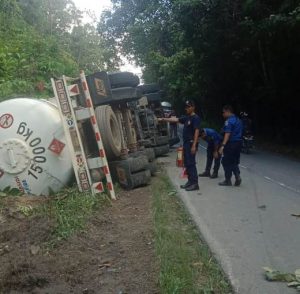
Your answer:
[0,71,170,196]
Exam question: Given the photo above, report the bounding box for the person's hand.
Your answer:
[213,151,219,159]
[191,145,197,155]
[157,118,164,122]
[218,146,224,155]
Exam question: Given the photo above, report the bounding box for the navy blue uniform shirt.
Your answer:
[222,115,242,142]
[179,114,201,143]
[203,128,222,146]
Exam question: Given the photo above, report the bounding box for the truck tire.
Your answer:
[129,169,151,189]
[155,135,169,146]
[108,72,140,88]
[131,148,155,162]
[147,160,158,176]
[144,148,156,161]
[137,83,160,94]
[111,87,142,102]
[95,105,122,159]
[111,155,148,173]
[110,164,151,189]
[154,144,170,157]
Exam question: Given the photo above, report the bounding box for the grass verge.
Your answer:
[37,186,110,246]
[151,173,232,294]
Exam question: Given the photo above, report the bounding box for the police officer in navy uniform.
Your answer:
[219,105,243,186]
[159,100,201,191]
[198,128,222,178]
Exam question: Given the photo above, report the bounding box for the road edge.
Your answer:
[164,164,240,293]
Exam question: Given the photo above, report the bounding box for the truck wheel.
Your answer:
[137,83,160,94]
[111,87,142,102]
[154,144,170,157]
[108,72,140,88]
[95,105,122,159]
[121,155,149,173]
[147,160,158,176]
[155,135,169,146]
[132,148,155,162]
[144,148,156,161]
[130,169,151,189]
[110,164,151,190]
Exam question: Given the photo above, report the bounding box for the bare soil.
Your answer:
[0,187,159,294]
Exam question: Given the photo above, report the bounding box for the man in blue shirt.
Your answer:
[198,128,222,178]
[218,105,243,186]
[159,100,201,191]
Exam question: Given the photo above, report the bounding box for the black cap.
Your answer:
[185,100,195,107]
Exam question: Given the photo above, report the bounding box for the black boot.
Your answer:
[199,171,210,177]
[210,171,218,179]
[235,176,242,186]
[185,183,199,191]
[218,179,232,186]
[180,182,191,189]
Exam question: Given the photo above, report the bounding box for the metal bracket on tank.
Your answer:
[51,71,116,200]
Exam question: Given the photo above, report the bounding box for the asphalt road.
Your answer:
[163,145,300,294]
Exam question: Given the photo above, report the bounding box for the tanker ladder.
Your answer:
[51,71,116,200]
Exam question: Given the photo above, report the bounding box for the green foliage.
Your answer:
[0,0,119,100]
[0,21,78,99]
[99,0,300,143]
[68,24,119,73]
[263,267,300,292]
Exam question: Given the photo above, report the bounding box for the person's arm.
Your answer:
[191,129,200,155]
[218,133,230,155]
[191,116,201,154]
[158,117,179,123]
[213,143,219,158]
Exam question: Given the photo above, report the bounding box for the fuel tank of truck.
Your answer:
[0,98,73,196]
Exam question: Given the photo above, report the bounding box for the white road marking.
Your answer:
[200,144,300,195]
[264,176,300,195]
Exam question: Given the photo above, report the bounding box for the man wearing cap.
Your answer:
[159,100,201,191]
[198,128,222,178]
[219,105,243,186]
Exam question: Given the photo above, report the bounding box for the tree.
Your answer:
[0,0,119,99]
[68,23,119,73]
[17,0,82,37]
[99,0,300,144]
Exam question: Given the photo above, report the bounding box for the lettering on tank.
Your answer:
[17,122,47,180]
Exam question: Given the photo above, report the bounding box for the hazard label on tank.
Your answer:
[48,138,65,155]
[0,113,14,129]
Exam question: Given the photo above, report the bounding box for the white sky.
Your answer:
[74,0,112,18]
[73,0,142,75]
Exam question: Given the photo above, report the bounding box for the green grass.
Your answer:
[151,174,232,294]
[38,186,110,246]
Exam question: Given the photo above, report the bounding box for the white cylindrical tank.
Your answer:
[0,98,73,196]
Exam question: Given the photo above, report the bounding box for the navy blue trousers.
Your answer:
[205,144,221,173]
[222,141,242,180]
[183,142,198,185]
